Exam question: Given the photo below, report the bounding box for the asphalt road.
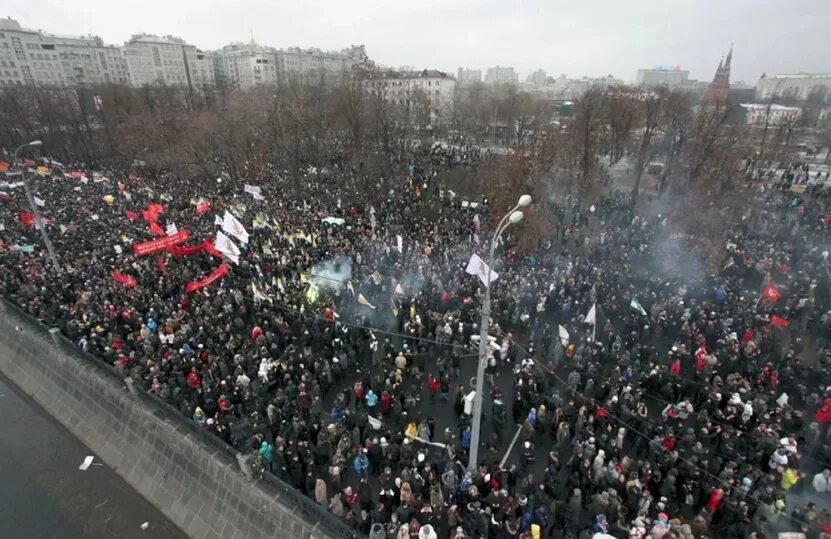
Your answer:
[0,373,185,539]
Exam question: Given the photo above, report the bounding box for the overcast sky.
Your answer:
[7,0,830,84]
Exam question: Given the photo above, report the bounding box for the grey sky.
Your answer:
[7,0,830,84]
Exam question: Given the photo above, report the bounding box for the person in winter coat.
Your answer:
[354,450,370,478]
[813,469,831,492]
[314,478,327,506]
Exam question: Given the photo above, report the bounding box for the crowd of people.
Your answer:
[1,142,831,539]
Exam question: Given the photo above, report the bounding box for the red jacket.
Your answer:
[817,397,831,424]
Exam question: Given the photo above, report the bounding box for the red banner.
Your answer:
[169,238,221,258]
[185,262,230,293]
[125,210,139,221]
[149,220,166,237]
[195,201,211,215]
[113,270,138,288]
[133,229,190,256]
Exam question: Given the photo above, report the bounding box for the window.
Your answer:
[21,65,33,84]
[11,37,25,60]
[41,44,55,50]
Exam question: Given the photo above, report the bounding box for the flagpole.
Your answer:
[592,303,596,343]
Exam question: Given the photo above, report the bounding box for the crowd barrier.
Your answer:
[0,298,358,539]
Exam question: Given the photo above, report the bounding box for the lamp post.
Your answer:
[468,194,531,472]
[13,140,59,271]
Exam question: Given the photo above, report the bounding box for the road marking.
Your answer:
[499,424,523,469]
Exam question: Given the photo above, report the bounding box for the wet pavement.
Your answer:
[0,373,185,539]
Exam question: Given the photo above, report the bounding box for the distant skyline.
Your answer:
[6,0,830,84]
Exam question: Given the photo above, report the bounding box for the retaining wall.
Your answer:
[0,300,355,539]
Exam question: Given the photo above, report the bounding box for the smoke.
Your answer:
[310,254,352,291]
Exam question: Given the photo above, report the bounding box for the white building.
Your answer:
[0,17,129,87]
[740,103,802,126]
[362,69,456,123]
[636,67,690,89]
[123,34,214,87]
[213,40,279,88]
[277,45,368,84]
[756,73,831,102]
[456,68,482,85]
[485,66,518,84]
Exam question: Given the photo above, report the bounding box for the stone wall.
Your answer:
[0,300,355,539]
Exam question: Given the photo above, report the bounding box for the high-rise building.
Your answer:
[636,67,690,88]
[456,68,482,85]
[527,69,547,85]
[485,66,518,84]
[0,17,129,87]
[275,45,369,84]
[213,40,279,88]
[705,45,732,105]
[123,34,213,87]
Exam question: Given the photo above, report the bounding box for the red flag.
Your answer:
[185,262,230,293]
[777,263,790,274]
[132,229,190,256]
[0,161,9,173]
[149,220,166,237]
[118,181,126,191]
[23,158,36,167]
[0,192,10,202]
[113,270,138,289]
[125,210,139,221]
[20,212,35,228]
[69,170,85,179]
[761,285,782,303]
[770,315,790,328]
[156,256,167,273]
[128,173,139,181]
[195,201,211,215]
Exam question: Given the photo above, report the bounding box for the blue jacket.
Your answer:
[354,454,369,474]
[460,430,471,450]
[365,391,378,407]
[259,441,274,464]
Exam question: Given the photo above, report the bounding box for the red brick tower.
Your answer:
[706,45,732,106]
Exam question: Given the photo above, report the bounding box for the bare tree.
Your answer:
[630,87,669,204]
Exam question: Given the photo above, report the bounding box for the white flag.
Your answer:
[465,253,499,285]
[214,230,240,264]
[214,215,223,227]
[396,235,403,253]
[222,210,249,245]
[165,223,178,236]
[243,184,261,197]
[34,196,45,207]
[585,304,597,326]
[558,325,570,348]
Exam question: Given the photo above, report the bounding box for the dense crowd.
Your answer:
[2,143,831,539]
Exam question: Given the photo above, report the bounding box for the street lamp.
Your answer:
[13,140,60,271]
[468,194,530,472]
